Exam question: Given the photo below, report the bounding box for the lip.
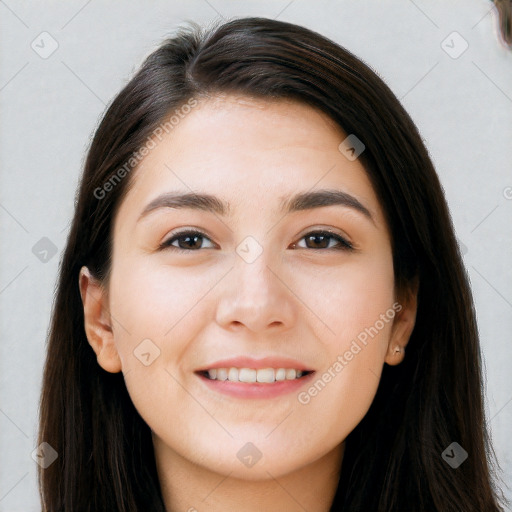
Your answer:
[196,370,316,399]
[195,356,313,372]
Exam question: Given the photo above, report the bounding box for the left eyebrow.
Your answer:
[279,189,374,224]
[137,188,375,225]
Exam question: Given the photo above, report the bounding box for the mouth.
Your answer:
[195,367,316,399]
[197,367,314,383]
[194,356,316,398]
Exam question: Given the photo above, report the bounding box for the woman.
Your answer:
[37,16,508,511]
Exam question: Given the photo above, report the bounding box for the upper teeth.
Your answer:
[207,367,305,383]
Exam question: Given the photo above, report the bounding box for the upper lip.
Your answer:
[196,356,314,372]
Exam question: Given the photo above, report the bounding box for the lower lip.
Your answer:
[196,371,316,399]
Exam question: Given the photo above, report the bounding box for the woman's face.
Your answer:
[80,94,416,480]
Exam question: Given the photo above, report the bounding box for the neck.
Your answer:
[153,436,344,512]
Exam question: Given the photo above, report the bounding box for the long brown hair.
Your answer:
[38,17,508,511]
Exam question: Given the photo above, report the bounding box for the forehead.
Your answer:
[115,94,384,228]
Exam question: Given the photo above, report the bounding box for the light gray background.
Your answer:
[1,1,511,510]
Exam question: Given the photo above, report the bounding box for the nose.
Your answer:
[215,252,297,333]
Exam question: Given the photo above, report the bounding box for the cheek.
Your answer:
[296,250,396,344]
[107,260,214,433]
[108,258,218,356]
[294,252,395,422]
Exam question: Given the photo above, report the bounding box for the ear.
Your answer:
[385,277,419,366]
[78,266,122,373]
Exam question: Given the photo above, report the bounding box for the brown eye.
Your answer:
[296,231,353,251]
[160,230,215,252]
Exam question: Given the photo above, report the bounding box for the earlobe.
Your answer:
[385,278,419,366]
[78,266,122,373]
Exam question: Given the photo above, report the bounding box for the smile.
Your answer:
[200,367,313,383]
[196,368,316,399]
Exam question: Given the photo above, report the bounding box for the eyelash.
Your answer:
[159,229,354,253]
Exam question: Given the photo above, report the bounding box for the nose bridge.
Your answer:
[235,235,281,307]
[215,234,295,331]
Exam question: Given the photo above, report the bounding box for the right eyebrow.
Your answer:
[138,192,229,221]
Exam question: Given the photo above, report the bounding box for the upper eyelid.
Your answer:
[161,228,215,246]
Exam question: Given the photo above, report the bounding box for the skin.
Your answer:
[79,94,418,512]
